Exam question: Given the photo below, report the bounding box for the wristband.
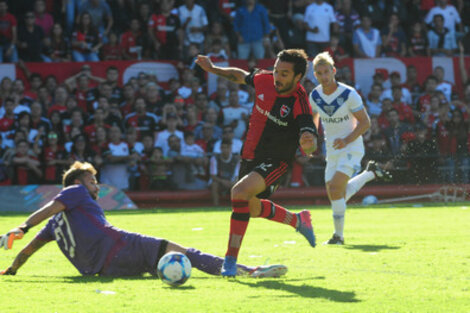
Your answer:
[18,223,31,234]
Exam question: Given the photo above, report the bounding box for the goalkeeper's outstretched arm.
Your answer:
[1,237,48,275]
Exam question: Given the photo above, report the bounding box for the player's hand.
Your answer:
[0,267,16,275]
[300,132,317,156]
[195,55,214,73]
[333,138,347,150]
[0,228,25,250]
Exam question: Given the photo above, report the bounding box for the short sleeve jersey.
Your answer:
[243,70,315,161]
[36,185,127,275]
[309,82,365,156]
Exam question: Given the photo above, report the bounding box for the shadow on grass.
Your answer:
[344,244,401,252]
[234,279,360,302]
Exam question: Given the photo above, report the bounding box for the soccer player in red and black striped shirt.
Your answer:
[196,49,318,276]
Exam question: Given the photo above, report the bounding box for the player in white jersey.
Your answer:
[309,52,391,245]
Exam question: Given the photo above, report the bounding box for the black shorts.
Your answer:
[239,159,290,199]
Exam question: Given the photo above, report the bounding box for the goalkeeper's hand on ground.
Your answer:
[0,267,16,275]
[0,228,25,250]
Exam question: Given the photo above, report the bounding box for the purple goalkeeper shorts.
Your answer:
[99,232,168,276]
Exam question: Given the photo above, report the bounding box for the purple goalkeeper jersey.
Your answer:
[36,185,129,275]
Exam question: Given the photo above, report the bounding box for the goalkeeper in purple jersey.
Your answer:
[0,161,287,278]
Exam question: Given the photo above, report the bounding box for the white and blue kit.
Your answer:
[309,82,365,182]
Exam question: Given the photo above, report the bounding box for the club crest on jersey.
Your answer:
[323,105,336,116]
[280,104,291,117]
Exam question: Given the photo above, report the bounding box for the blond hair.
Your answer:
[62,161,97,187]
[313,51,335,70]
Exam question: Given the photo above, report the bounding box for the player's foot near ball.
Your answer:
[221,255,237,277]
[323,234,344,245]
[249,264,288,278]
[366,161,392,181]
[296,210,316,247]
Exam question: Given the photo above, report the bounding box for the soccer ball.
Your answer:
[157,252,192,287]
[362,195,378,205]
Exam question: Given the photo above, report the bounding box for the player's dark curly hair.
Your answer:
[277,49,309,79]
[62,161,97,187]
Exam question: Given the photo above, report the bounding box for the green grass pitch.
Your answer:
[0,203,469,313]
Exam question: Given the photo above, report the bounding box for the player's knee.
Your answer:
[231,184,252,200]
[327,183,345,199]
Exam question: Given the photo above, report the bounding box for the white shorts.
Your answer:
[324,150,364,182]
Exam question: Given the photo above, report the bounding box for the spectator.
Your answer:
[259,0,291,47]
[71,12,102,62]
[148,0,182,60]
[286,13,306,50]
[64,107,85,142]
[427,14,457,57]
[147,146,174,190]
[233,0,270,60]
[119,83,135,117]
[194,107,222,140]
[0,97,16,134]
[181,130,206,176]
[209,139,240,206]
[303,0,337,57]
[403,65,423,105]
[262,23,285,59]
[42,131,69,184]
[0,0,18,63]
[333,0,360,56]
[34,0,53,36]
[79,0,113,42]
[433,66,454,103]
[100,125,132,190]
[0,77,12,102]
[381,71,412,106]
[178,0,209,54]
[209,82,229,111]
[425,0,462,35]
[155,113,184,156]
[14,112,40,150]
[84,107,110,143]
[49,110,66,145]
[207,38,230,60]
[125,127,143,190]
[69,133,96,164]
[213,125,242,155]
[47,85,68,117]
[120,18,143,60]
[222,90,248,139]
[30,101,51,134]
[101,32,122,60]
[205,20,232,59]
[17,12,45,62]
[407,21,429,57]
[325,34,349,64]
[166,133,207,190]
[11,139,42,184]
[11,79,33,107]
[0,135,11,185]
[353,15,381,58]
[391,86,415,125]
[380,13,407,57]
[417,75,438,113]
[382,108,413,156]
[124,97,159,140]
[366,83,383,117]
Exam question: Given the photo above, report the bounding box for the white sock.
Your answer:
[331,198,346,238]
[345,171,375,202]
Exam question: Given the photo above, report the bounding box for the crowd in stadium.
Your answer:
[0,0,470,203]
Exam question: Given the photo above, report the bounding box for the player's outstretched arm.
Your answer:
[1,237,49,275]
[195,55,249,85]
[0,200,65,251]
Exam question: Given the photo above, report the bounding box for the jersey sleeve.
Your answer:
[35,218,55,242]
[308,91,318,113]
[53,185,87,211]
[244,68,261,87]
[294,88,318,136]
[347,89,365,113]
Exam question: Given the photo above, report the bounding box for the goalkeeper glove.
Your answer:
[0,228,25,250]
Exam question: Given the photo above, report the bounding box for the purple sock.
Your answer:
[185,248,253,275]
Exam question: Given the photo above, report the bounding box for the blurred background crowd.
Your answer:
[0,0,470,205]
